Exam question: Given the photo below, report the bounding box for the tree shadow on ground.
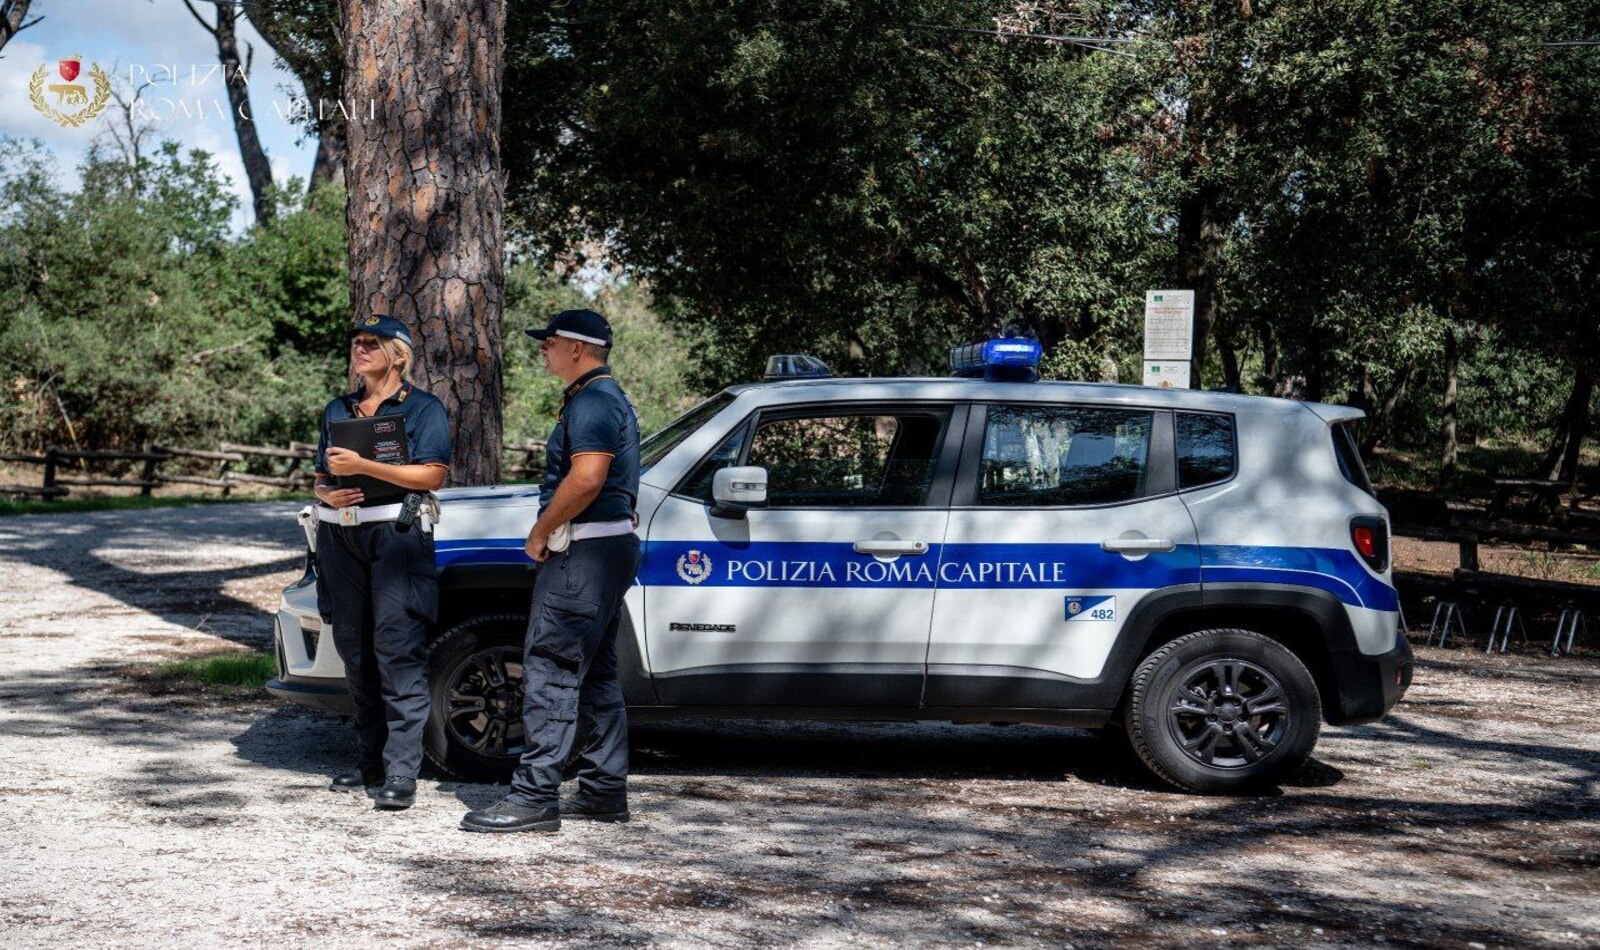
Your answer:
[0,502,306,648]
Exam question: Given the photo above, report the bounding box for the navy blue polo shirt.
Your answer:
[543,366,639,523]
[315,382,452,495]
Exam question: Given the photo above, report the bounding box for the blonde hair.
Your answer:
[349,336,416,391]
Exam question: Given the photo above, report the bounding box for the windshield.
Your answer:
[640,391,737,474]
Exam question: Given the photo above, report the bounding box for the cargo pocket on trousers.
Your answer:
[533,592,598,650]
[537,667,582,723]
[529,591,598,723]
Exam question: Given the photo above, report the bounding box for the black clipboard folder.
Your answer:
[330,415,410,504]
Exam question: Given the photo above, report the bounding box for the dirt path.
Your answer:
[1,503,1596,948]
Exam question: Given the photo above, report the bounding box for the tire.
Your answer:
[425,613,528,782]
[1125,629,1320,794]
[423,612,592,783]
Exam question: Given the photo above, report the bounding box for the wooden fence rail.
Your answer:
[1,439,547,500]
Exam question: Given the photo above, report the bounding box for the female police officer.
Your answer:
[314,314,451,811]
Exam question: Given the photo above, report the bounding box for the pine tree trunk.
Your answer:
[246,0,346,194]
[309,121,346,192]
[1216,326,1241,393]
[218,10,275,225]
[341,0,506,486]
[192,2,275,225]
[0,0,36,56]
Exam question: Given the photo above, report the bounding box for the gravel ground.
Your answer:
[1,502,1597,948]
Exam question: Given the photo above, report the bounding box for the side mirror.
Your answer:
[711,466,768,519]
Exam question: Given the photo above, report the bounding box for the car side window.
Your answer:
[746,410,951,507]
[978,405,1153,506]
[1175,411,1236,489]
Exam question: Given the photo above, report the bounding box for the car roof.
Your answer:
[724,377,1356,419]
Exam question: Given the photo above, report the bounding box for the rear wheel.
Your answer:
[1125,629,1320,794]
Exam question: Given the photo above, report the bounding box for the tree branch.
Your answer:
[182,0,220,38]
[0,0,41,55]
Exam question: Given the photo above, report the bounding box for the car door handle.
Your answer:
[1101,538,1176,553]
[853,540,930,556]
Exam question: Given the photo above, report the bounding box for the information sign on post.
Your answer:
[1143,289,1194,388]
[1141,360,1192,389]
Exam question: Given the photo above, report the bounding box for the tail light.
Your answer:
[1350,515,1389,572]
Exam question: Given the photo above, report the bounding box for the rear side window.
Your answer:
[1175,412,1236,489]
[1332,422,1375,496]
[978,405,1153,506]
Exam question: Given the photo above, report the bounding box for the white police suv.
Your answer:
[268,340,1412,793]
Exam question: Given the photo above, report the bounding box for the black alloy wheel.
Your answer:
[443,643,526,760]
[424,613,528,782]
[1125,629,1321,794]
[1165,658,1289,769]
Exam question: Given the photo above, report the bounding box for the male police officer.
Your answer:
[462,308,642,833]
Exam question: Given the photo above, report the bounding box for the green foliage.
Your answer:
[503,262,700,445]
[500,0,1598,473]
[506,0,1159,390]
[0,133,692,460]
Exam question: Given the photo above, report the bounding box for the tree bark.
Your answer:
[1440,327,1459,482]
[185,0,275,225]
[342,0,505,486]
[1542,371,1594,485]
[1216,325,1241,393]
[0,0,40,55]
[1176,181,1220,390]
[1361,359,1412,455]
[309,122,347,191]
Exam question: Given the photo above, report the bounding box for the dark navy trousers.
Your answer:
[316,519,436,779]
[507,533,641,807]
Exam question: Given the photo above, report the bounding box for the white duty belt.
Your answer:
[547,517,636,552]
[570,518,635,541]
[316,498,437,531]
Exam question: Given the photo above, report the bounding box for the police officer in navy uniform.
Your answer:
[462,308,641,833]
[315,314,452,810]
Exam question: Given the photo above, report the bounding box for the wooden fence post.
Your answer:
[42,447,58,496]
[139,442,160,497]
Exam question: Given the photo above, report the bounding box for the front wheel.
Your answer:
[1125,629,1321,794]
[424,613,528,782]
[423,612,593,783]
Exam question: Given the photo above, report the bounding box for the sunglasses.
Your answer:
[351,337,384,351]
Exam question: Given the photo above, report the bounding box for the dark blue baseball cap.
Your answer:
[525,308,613,348]
[348,314,413,346]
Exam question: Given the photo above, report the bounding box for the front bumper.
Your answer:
[266,577,352,716]
[1326,628,1414,725]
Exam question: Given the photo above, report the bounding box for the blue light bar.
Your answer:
[763,354,832,381]
[950,338,1043,381]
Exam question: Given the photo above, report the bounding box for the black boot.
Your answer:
[373,776,417,811]
[460,800,561,834]
[560,794,630,823]
[330,767,384,796]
